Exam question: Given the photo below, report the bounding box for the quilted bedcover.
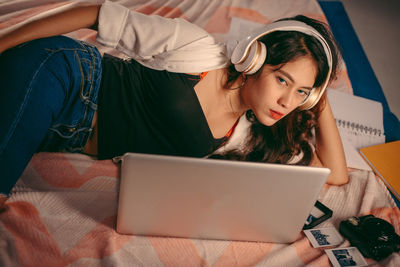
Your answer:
[0,0,399,266]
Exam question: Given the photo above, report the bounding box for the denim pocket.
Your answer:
[41,123,93,152]
[38,39,102,152]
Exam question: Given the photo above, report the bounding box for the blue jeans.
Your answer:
[0,36,102,195]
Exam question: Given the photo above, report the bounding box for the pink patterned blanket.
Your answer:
[1,153,399,266]
[1,0,399,266]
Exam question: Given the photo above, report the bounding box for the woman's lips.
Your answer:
[269,109,284,120]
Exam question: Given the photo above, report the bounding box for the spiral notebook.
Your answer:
[326,89,385,170]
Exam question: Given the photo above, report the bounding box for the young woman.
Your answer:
[0,2,348,205]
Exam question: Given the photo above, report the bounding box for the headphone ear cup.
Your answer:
[234,41,267,75]
[298,88,323,110]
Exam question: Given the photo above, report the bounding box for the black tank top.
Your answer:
[97,54,227,159]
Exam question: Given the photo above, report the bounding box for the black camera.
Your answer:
[339,215,400,261]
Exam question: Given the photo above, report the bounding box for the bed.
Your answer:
[0,0,399,266]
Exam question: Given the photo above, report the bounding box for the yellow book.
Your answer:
[359,141,400,201]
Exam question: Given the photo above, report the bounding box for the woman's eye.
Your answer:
[277,76,287,86]
[297,89,310,97]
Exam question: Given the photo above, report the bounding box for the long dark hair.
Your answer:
[211,15,340,165]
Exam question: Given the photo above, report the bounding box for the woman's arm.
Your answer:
[0,4,101,53]
[95,1,228,73]
[313,98,349,185]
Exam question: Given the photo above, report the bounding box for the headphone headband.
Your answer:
[231,20,333,110]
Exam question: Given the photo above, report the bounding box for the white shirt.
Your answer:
[96,1,230,73]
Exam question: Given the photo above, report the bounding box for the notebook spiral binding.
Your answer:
[335,119,383,137]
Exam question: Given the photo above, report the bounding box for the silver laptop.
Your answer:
[116,153,330,243]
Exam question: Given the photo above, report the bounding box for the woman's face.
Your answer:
[240,55,317,126]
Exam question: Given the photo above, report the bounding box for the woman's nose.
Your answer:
[277,92,294,109]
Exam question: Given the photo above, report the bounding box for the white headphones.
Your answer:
[231,20,333,110]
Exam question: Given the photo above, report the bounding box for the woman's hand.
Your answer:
[315,97,349,185]
[0,3,100,53]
